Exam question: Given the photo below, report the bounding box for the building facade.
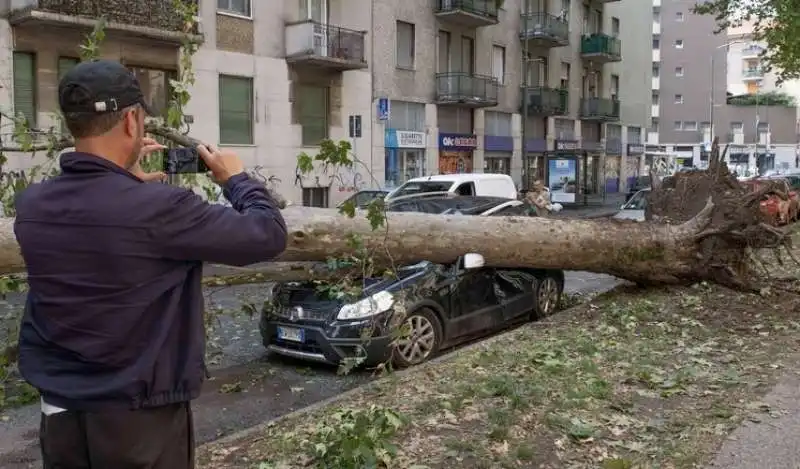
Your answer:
[649,1,799,174]
[0,0,652,207]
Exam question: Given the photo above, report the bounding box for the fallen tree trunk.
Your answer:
[0,139,791,288]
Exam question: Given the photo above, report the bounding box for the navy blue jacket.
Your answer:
[14,152,287,411]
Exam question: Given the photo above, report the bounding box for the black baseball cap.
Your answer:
[58,59,154,115]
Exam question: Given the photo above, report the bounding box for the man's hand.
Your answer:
[197,145,244,184]
[131,137,166,183]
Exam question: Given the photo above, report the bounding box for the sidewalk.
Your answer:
[707,368,800,469]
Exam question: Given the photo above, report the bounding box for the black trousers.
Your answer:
[40,402,195,469]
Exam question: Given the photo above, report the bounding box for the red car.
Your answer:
[741,178,799,225]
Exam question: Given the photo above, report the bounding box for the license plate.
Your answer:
[277,326,304,343]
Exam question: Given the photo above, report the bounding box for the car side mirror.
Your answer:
[463,253,485,269]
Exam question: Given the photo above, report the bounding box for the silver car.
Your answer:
[613,188,649,222]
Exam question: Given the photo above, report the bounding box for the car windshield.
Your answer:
[391,181,454,197]
[623,190,649,210]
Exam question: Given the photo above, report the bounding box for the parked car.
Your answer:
[259,195,564,368]
[614,188,649,222]
[385,173,518,201]
[741,178,799,225]
[337,189,389,209]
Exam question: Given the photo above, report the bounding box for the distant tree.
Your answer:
[726,91,796,106]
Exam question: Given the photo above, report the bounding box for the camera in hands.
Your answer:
[163,147,209,174]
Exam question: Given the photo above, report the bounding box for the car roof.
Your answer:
[405,173,512,184]
[387,195,520,215]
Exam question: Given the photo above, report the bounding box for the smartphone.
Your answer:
[163,147,209,174]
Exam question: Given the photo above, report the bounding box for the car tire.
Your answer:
[533,272,562,319]
[392,308,443,368]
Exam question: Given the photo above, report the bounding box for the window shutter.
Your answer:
[219,76,253,144]
[297,85,328,145]
[13,52,36,127]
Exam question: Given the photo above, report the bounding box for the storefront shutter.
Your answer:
[12,52,36,128]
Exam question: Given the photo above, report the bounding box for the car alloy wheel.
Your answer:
[536,276,560,317]
[394,309,441,367]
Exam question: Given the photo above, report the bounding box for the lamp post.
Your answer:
[709,40,744,144]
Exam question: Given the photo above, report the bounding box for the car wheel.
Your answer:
[392,308,442,368]
[534,273,562,318]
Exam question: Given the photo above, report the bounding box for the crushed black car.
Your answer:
[259,195,564,368]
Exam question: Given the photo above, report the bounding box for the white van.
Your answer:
[385,173,518,201]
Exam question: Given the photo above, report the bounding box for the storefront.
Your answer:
[546,140,581,204]
[384,129,427,188]
[626,143,644,189]
[484,135,512,175]
[605,138,622,193]
[438,133,476,174]
[756,151,776,175]
[580,140,604,201]
[523,138,547,190]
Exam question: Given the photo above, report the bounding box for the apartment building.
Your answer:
[649,1,799,174]
[379,0,651,203]
[0,0,651,207]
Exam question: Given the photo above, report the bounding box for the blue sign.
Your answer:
[377,98,390,121]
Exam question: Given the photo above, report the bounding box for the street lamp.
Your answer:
[709,40,744,144]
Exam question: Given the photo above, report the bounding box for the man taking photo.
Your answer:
[13,59,287,468]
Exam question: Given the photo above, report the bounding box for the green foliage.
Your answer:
[303,406,406,469]
[727,91,796,106]
[79,18,106,61]
[693,0,800,83]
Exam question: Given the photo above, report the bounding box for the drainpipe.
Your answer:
[368,0,375,183]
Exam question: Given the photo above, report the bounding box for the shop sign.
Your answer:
[396,131,426,148]
[555,140,579,151]
[439,133,477,148]
[627,143,645,155]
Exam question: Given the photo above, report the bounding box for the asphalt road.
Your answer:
[0,271,622,468]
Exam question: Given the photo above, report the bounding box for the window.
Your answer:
[675,66,684,76]
[652,63,660,77]
[676,11,684,21]
[560,62,570,89]
[299,0,326,22]
[652,38,660,49]
[219,75,253,144]
[461,36,474,74]
[731,122,743,132]
[651,91,659,105]
[700,121,710,132]
[13,52,36,127]
[296,84,329,145]
[485,111,512,136]
[492,45,505,84]
[302,187,329,208]
[131,66,177,118]
[683,121,697,130]
[57,57,79,132]
[217,0,251,17]
[527,56,547,86]
[396,21,415,69]
[388,100,425,131]
[611,17,620,37]
[674,40,684,49]
[652,8,660,23]
[674,94,683,103]
[560,0,570,20]
[610,74,619,100]
[484,157,511,175]
[437,30,450,73]
[673,121,682,130]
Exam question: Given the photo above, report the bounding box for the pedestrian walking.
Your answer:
[14,60,288,468]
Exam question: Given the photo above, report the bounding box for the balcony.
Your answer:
[652,21,660,34]
[741,45,763,59]
[652,76,660,89]
[519,12,569,48]
[1,0,200,44]
[742,67,763,80]
[580,33,622,64]
[285,20,367,71]
[579,97,620,121]
[652,48,660,62]
[435,72,498,108]
[434,0,498,28]
[521,86,568,116]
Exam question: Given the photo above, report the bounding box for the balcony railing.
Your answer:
[434,0,498,27]
[285,21,367,70]
[522,86,568,116]
[743,68,763,79]
[4,0,199,41]
[580,33,622,63]
[435,72,499,108]
[519,12,569,47]
[579,97,620,121]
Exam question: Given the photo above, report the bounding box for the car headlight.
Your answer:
[337,291,394,320]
